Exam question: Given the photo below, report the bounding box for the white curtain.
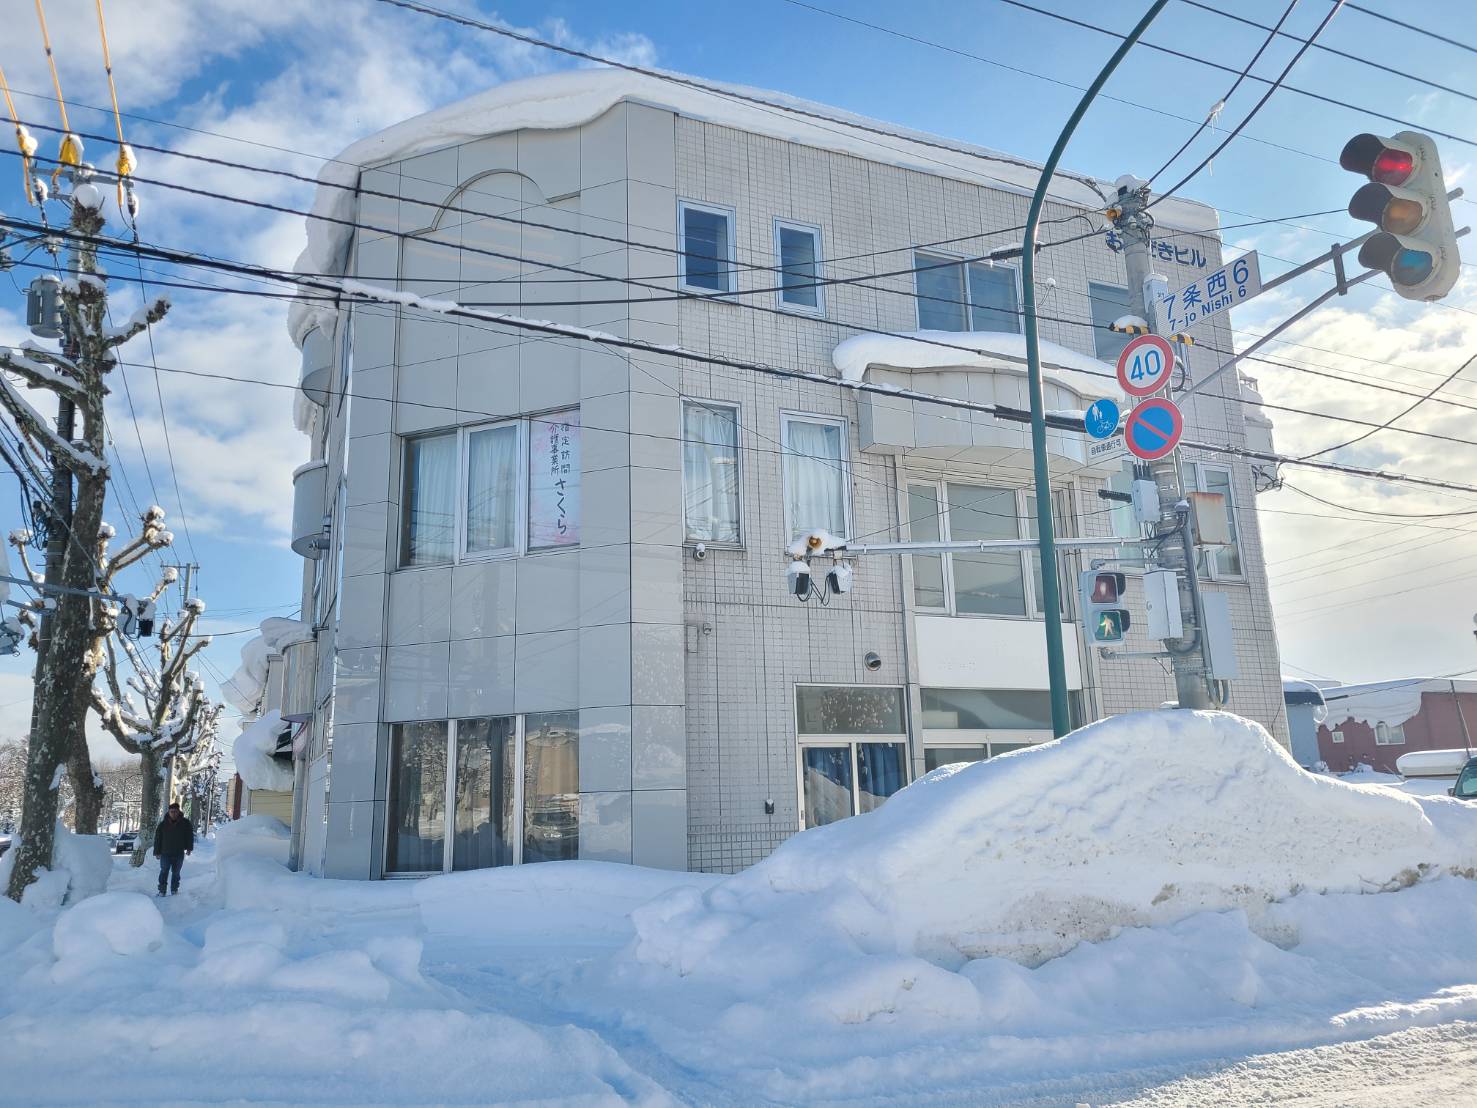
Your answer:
[404,433,457,565]
[785,420,845,540]
[683,404,740,543]
[466,424,518,553]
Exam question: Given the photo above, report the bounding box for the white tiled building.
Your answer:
[284,70,1288,879]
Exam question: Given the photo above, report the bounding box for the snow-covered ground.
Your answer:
[3,711,1477,1105]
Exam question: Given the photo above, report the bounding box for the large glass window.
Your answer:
[776,221,823,312]
[796,686,908,829]
[914,252,1020,334]
[921,687,1086,771]
[683,401,741,543]
[386,713,579,873]
[678,200,735,293]
[782,414,849,542]
[399,411,580,568]
[400,433,458,566]
[906,479,1077,619]
[1089,282,1134,362]
[386,721,449,873]
[522,711,580,864]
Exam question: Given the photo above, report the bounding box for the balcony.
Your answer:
[291,459,329,559]
[299,326,335,407]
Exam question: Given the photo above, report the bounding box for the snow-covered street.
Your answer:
[5,711,1477,1104]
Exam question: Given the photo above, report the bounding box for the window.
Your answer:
[1330,729,1345,744]
[683,401,741,543]
[1187,462,1243,579]
[775,220,823,313]
[1454,762,1477,799]
[920,687,1085,771]
[796,686,908,829]
[905,479,1076,619]
[782,414,850,542]
[913,252,1020,333]
[678,201,735,293]
[1375,722,1406,746]
[1089,282,1134,362]
[386,713,578,874]
[398,410,579,568]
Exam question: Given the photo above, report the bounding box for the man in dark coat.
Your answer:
[153,802,194,896]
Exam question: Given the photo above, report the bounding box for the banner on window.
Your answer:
[528,411,580,548]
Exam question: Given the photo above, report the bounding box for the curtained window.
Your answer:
[465,424,519,555]
[683,402,741,543]
[782,415,848,543]
[400,432,458,566]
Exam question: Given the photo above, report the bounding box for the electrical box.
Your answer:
[1130,479,1161,525]
[1189,491,1232,546]
[1200,592,1240,680]
[1142,569,1184,639]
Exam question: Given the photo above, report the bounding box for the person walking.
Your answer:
[153,801,194,897]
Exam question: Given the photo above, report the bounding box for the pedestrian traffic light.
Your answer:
[1079,570,1130,644]
[1340,131,1461,301]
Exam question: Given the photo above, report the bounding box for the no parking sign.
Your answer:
[1125,397,1183,461]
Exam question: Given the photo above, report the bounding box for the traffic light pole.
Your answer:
[1113,183,1215,711]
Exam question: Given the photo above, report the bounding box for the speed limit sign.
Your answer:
[1116,334,1174,398]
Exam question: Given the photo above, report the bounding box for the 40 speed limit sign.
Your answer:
[1116,333,1174,398]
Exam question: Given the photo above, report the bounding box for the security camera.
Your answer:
[864,651,882,672]
[692,542,707,562]
[787,560,811,599]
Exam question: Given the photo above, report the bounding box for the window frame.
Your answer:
[903,477,1077,620]
[773,218,825,315]
[912,249,1023,334]
[677,199,738,295]
[398,412,584,570]
[1375,721,1407,746]
[1330,729,1345,744]
[1187,461,1245,581]
[681,398,744,548]
[780,411,853,544]
[793,683,909,831]
[1088,281,1135,363]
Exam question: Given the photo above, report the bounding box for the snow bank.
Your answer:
[0,825,114,911]
[214,813,292,867]
[231,710,294,792]
[628,711,1477,986]
[832,329,1117,401]
[51,891,163,981]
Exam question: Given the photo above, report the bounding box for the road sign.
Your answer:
[1155,251,1263,333]
[1125,397,1184,461]
[1084,398,1120,440]
[1116,334,1174,397]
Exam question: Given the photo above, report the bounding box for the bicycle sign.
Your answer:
[1115,334,1174,398]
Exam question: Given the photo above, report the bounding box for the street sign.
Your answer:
[1087,436,1126,465]
[1125,397,1184,461]
[1084,398,1120,440]
[1116,334,1174,397]
[1156,252,1263,333]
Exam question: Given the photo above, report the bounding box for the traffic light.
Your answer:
[1340,131,1461,301]
[1079,570,1130,644]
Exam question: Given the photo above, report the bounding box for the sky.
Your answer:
[0,0,1474,760]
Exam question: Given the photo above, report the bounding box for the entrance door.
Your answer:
[451,716,516,870]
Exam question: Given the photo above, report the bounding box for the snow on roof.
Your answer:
[1281,678,1327,706]
[1320,679,1441,729]
[231,710,294,793]
[289,68,1220,344]
[831,329,1118,401]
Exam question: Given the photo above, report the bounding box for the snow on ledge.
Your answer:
[831,330,1119,401]
[232,710,294,793]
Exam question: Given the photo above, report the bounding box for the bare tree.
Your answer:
[2,182,168,900]
[95,758,143,833]
[173,701,224,830]
[91,597,216,866]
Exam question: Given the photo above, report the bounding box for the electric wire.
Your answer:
[1346,2,1477,55]
[1298,351,1477,461]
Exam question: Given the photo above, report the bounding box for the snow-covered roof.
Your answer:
[1319,678,1477,729]
[831,330,1118,401]
[289,68,1221,343]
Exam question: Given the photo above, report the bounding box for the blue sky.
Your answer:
[0,0,1475,754]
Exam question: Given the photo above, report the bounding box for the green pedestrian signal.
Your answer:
[1080,570,1131,644]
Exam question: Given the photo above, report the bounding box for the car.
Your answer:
[1448,757,1477,800]
[114,831,138,854]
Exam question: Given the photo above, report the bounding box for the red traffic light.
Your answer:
[1341,133,1416,186]
[1089,571,1125,605]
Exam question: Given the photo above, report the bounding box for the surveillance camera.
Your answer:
[864,651,882,672]
[692,542,707,561]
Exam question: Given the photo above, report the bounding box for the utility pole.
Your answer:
[1111,182,1214,710]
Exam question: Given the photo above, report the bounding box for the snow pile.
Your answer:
[0,824,113,910]
[231,710,294,792]
[222,617,308,718]
[51,891,163,981]
[1397,748,1473,778]
[831,329,1117,401]
[628,711,1477,988]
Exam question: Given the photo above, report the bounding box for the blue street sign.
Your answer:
[1125,397,1184,461]
[1084,398,1120,440]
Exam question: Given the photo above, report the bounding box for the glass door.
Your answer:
[522,711,580,863]
[451,716,517,870]
[386,721,450,874]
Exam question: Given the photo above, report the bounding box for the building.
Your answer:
[1315,678,1477,775]
[281,69,1288,879]
[1282,677,1329,768]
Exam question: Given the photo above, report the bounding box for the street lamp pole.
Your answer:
[1022,0,1172,737]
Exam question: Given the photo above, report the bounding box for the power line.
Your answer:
[1347,2,1477,55]
[1299,351,1477,460]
